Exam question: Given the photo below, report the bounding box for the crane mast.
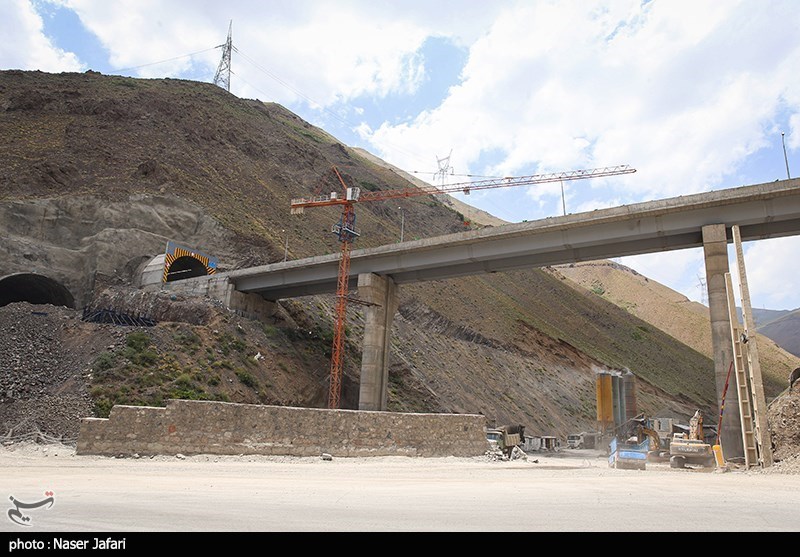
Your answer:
[291,164,636,409]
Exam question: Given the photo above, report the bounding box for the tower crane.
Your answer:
[291,164,636,409]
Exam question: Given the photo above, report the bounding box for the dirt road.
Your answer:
[1,444,798,532]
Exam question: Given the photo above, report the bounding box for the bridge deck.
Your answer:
[226,178,800,300]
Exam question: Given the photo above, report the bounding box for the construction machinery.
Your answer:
[607,414,673,466]
[669,410,715,468]
[566,433,584,449]
[566,431,599,449]
[290,164,637,408]
[613,414,667,459]
[635,421,670,461]
[608,435,649,470]
[486,424,526,458]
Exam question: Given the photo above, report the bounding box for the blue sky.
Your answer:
[3,0,800,310]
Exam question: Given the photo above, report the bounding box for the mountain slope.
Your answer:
[737,307,792,328]
[0,70,731,437]
[758,310,800,359]
[555,261,799,398]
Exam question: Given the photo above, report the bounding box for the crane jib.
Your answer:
[288,162,636,408]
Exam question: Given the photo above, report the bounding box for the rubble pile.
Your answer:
[484,444,528,462]
[0,303,92,439]
[768,387,800,462]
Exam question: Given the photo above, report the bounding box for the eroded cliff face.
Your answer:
[0,194,250,307]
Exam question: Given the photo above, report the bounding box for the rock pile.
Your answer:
[0,303,93,440]
[768,387,800,462]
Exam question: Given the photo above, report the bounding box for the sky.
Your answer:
[2,0,800,310]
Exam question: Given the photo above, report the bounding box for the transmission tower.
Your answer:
[433,150,454,186]
[214,21,233,92]
[698,273,708,305]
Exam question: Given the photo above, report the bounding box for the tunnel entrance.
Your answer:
[0,273,76,308]
[161,241,218,283]
[164,256,209,282]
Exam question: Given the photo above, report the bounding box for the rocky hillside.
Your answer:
[555,261,799,398]
[737,307,792,328]
[758,310,800,359]
[0,69,772,440]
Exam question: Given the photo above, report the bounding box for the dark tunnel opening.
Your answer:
[165,256,208,282]
[0,273,76,309]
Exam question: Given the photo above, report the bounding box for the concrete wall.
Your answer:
[157,275,276,321]
[139,254,166,287]
[77,400,490,458]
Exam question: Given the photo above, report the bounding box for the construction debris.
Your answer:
[484,445,527,462]
[768,388,800,462]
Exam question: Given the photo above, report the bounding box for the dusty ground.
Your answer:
[0,442,797,533]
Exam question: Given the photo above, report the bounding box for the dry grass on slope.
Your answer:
[554,261,799,398]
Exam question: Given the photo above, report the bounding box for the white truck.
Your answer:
[566,433,584,449]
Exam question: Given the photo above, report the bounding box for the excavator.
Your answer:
[634,420,670,462]
[669,410,716,468]
[609,412,716,469]
[608,415,664,469]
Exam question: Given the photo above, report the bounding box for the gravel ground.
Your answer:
[0,303,94,439]
[1,442,798,532]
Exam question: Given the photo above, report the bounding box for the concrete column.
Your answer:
[357,273,399,411]
[702,224,743,458]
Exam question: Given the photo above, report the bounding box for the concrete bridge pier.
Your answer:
[357,273,399,411]
[702,224,743,459]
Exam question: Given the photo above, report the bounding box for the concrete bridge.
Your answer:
[172,177,800,457]
[228,178,800,299]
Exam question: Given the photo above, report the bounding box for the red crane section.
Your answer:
[291,164,636,409]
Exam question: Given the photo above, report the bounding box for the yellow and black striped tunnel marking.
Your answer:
[162,241,218,283]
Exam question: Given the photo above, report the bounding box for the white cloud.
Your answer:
[790,116,800,151]
[56,0,462,108]
[55,0,222,77]
[365,0,800,202]
[573,197,624,214]
[6,0,800,309]
[621,248,707,303]
[0,0,83,72]
[739,237,800,310]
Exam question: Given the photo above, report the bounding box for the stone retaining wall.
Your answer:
[77,400,490,457]
[155,275,277,321]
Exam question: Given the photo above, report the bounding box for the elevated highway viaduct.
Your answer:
[183,177,800,458]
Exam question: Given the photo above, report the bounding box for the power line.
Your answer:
[105,28,461,178]
[411,171,504,179]
[233,46,431,166]
[112,46,220,74]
